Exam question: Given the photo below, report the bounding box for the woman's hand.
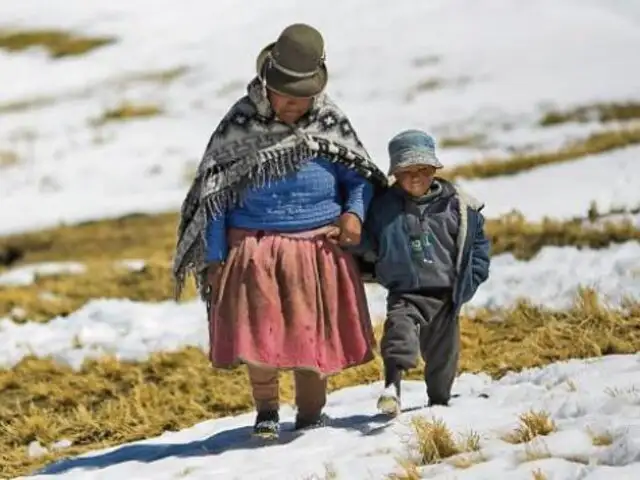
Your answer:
[338,212,362,246]
[206,261,223,296]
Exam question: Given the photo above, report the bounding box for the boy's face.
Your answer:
[394,165,436,197]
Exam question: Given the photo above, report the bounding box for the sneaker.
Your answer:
[253,410,280,439]
[377,384,401,416]
[294,412,327,431]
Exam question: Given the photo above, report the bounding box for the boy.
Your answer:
[357,129,491,415]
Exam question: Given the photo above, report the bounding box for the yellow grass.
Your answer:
[1,209,637,323]
[1,291,638,478]
[93,102,163,125]
[0,149,20,168]
[443,127,640,180]
[540,102,640,126]
[531,468,548,480]
[502,410,557,444]
[0,28,115,58]
[0,67,187,116]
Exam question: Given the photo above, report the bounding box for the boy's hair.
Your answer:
[388,129,443,176]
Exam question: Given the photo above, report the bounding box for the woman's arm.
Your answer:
[335,163,375,224]
[205,213,228,264]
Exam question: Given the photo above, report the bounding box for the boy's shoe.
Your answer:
[294,412,328,431]
[378,363,402,416]
[427,398,449,407]
[253,410,280,439]
[377,384,401,417]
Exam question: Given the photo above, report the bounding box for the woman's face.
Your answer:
[268,89,313,125]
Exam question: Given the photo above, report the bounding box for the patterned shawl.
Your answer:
[173,78,388,300]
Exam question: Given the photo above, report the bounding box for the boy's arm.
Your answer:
[470,212,491,290]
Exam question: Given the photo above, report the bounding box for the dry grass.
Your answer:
[439,134,487,149]
[93,102,163,125]
[0,28,115,58]
[303,464,339,480]
[442,127,640,180]
[502,410,557,444]
[540,102,640,126]
[531,468,548,480]
[387,418,484,478]
[1,292,639,477]
[1,208,637,323]
[408,416,462,464]
[587,427,614,447]
[405,76,472,101]
[0,66,187,116]
[0,149,20,168]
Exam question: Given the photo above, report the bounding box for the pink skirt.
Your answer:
[209,226,376,376]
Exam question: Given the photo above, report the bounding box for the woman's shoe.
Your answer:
[253,410,280,439]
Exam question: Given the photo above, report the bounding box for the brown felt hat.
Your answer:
[256,23,328,98]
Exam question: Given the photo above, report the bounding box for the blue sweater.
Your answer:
[205,157,374,262]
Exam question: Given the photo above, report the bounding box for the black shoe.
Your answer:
[253,410,280,439]
[427,398,449,407]
[294,412,327,431]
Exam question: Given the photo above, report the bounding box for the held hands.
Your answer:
[337,212,362,246]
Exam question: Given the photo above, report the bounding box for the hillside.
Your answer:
[1,0,639,478]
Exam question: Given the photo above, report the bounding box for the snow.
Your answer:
[2,0,640,235]
[20,354,640,480]
[2,242,638,371]
[1,0,640,477]
[0,261,86,287]
[472,241,640,310]
[458,146,640,222]
[0,260,149,287]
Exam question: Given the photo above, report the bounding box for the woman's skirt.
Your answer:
[209,226,376,376]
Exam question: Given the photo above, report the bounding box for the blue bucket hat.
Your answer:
[387,129,443,176]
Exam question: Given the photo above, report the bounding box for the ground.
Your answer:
[0,0,639,479]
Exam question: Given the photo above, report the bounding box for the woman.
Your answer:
[173,23,388,439]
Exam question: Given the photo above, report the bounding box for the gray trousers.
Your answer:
[380,290,459,404]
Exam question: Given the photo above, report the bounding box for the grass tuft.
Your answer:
[443,127,640,180]
[408,416,461,465]
[540,102,640,126]
[93,102,163,125]
[502,410,556,444]
[0,149,20,168]
[587,427,614,447]
[439,134,487,149]
[405,76,472,101]
[0,28,115,58]
[531,468,548,480]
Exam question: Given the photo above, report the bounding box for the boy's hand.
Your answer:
[339,212,362,246]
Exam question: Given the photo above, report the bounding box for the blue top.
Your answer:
[205,157,374,262]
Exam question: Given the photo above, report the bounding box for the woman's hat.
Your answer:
[256,23,328,98]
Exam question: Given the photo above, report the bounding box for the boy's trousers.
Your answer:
[380,289,458,404]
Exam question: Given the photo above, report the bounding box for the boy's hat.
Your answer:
[387,129,443,175]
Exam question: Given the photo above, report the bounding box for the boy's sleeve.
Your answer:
[205,212,228,264]
[470,212,491,290]
[335,163,374,224]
